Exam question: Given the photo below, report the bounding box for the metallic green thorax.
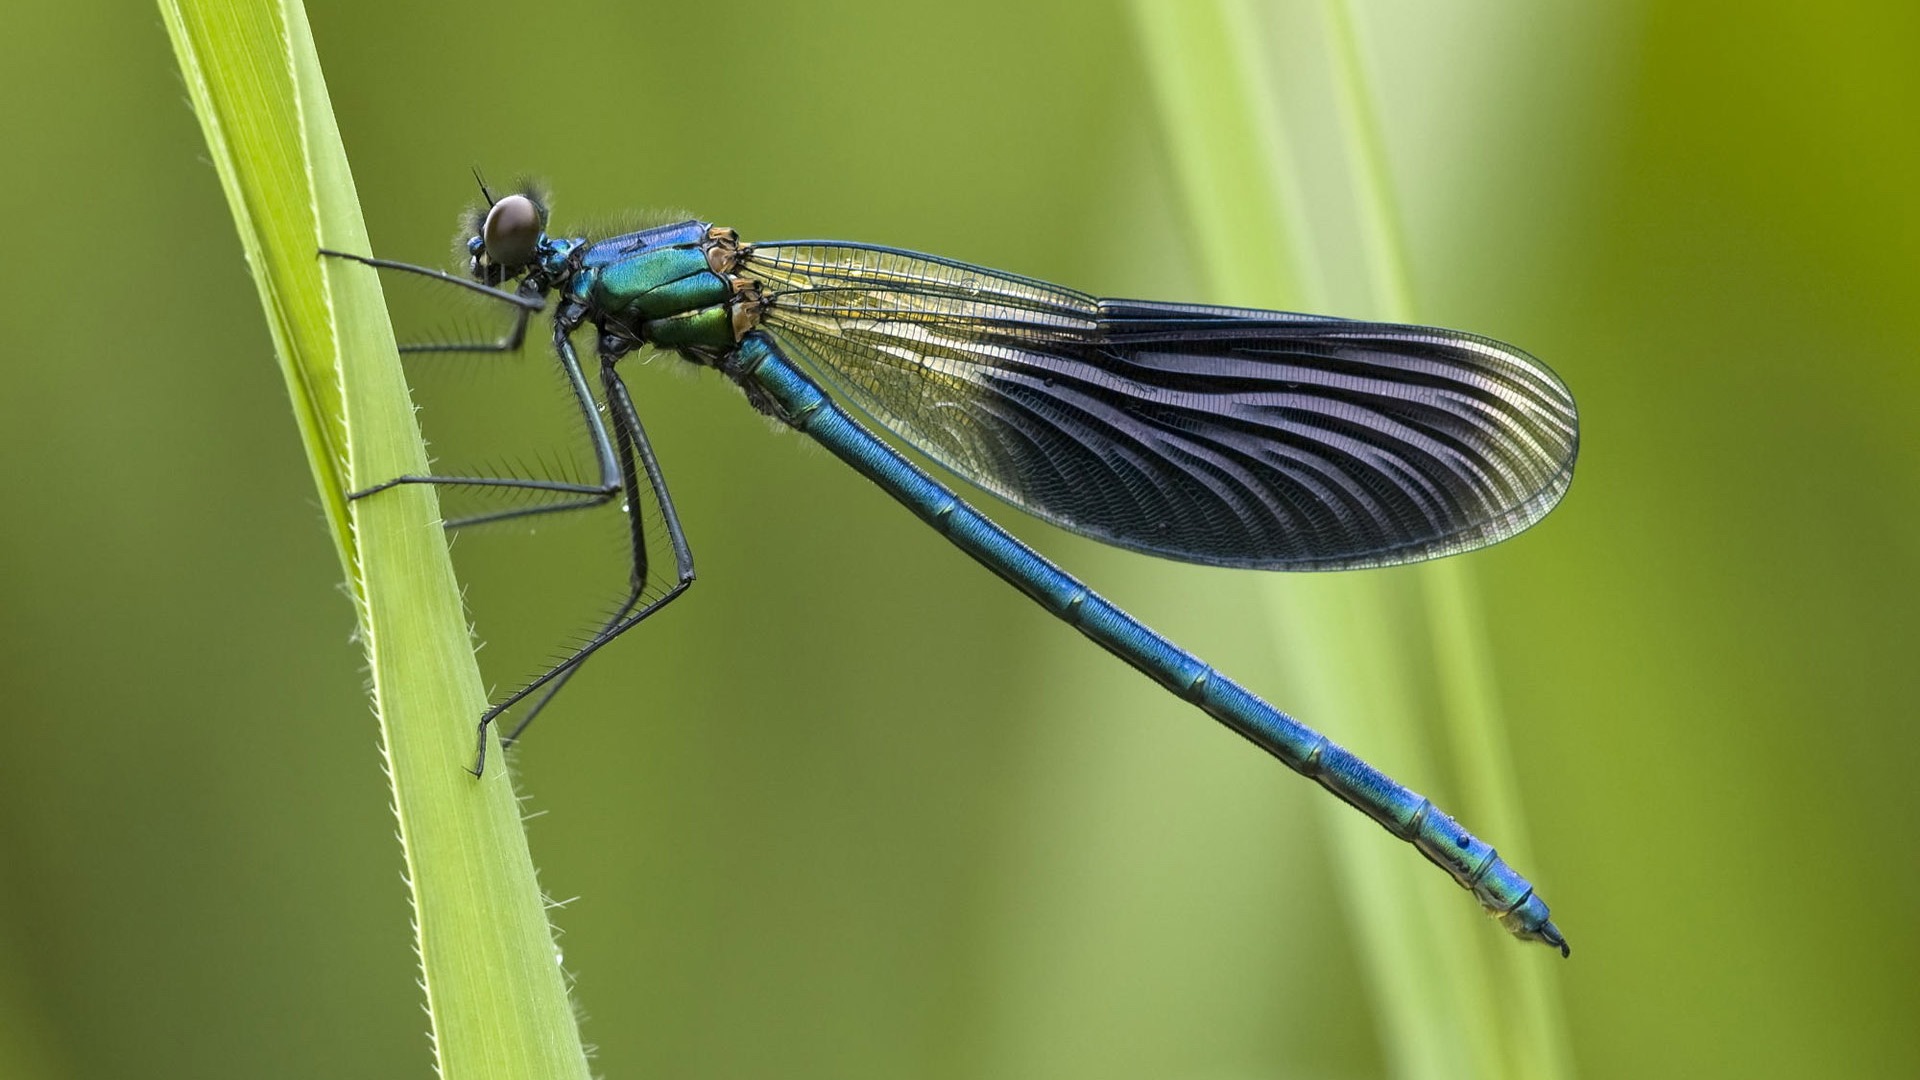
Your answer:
[559,220,760,351]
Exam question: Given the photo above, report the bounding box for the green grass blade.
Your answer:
[1131,3,1571,1077]
[1323,3,1576,1075]
[157,3,590,1077]
[1128,8,1455,1071]
[1129,0,1323,312]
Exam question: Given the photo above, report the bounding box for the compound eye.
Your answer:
[481,194,542,268]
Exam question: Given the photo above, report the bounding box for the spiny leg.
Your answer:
[496,348,654,749]
[326,248,693,772]
[322,249,617,525]
[497,584,645,753]
[319,248,542,354]
[346,310,624,525]
[466,344,696,775]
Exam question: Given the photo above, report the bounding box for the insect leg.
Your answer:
[465,341,696,774]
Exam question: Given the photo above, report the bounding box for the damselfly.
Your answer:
[325,179,1578,954]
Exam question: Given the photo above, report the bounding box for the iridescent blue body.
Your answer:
[336,192,1578,955]
[725,335,1565,951]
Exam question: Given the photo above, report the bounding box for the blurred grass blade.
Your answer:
[1129,1,1322,312]
[1127,9,1458,1070]
[1132,3,1570,1078]
[1323,2,1576,1075]
[157,2,590,1077]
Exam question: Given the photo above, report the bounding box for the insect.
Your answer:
[325,178,1578,954]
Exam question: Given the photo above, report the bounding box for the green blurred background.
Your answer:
[3,2,1916,1077]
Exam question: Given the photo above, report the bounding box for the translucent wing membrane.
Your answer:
[744,242,1578,569]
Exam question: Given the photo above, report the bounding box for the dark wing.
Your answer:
[745,241,1577,570]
